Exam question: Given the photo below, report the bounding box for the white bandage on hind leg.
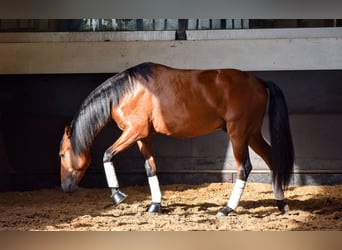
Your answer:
[272,179,285,200]
[227,179,246,210]
[104,162,119,188]
[148,176,161,203]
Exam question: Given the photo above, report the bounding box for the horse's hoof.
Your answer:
[146,202,162,213]
[216,206,234,216]
[111,189,127,206]
[276,200,289,214]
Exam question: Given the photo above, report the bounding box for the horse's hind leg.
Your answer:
[249,132,289,213]
[137,138,162,213]
[217,122,252,216]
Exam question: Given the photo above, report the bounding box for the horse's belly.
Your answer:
[152,110,224,138]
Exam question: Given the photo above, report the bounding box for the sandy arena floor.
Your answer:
[0,183,341,231]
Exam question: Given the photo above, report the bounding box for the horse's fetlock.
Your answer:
[103,151,113,163]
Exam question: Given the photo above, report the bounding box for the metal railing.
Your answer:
[0,19,250,32]
[79,19,250,31]
[1,19,340,32]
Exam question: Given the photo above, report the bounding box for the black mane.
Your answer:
[69,62,153,156]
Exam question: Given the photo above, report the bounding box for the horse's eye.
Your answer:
[59,153,65,158]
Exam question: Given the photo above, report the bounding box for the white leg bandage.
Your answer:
[272,179,285,200]
[104,162,119,188]
[227,179,246,210]
[148,176,161,203]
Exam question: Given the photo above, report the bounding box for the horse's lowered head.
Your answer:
[59,126,91,193]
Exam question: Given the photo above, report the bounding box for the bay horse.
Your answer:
[59,62,294,216]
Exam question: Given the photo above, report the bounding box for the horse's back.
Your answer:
[146,64,267,137]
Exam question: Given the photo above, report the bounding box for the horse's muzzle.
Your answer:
[61,175,78,193]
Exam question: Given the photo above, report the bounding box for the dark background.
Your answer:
[1,70,341,191]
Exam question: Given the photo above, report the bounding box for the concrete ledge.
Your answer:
[1,28,342,73]
[1,28,342,43]
[0,31,176,42]
[0,39,341,74]
[186,27,342,40]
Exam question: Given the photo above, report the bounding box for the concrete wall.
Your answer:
[1,28,342,74]
[0,29,341,190]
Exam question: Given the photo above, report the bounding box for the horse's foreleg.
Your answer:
[145,160,162,213]
[104,161,127,206]
[137,139,162,213]
[103,130,140,206]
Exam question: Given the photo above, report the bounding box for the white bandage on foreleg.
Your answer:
[227,179,246,210]
[148,176,161,203]
[272,179,285,200]
[104,162,119,188]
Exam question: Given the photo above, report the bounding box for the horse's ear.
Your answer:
[64,125,71,138]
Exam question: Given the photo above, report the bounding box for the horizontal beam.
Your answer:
[2,28,341,42]
[1,30,342,74]
[186,27,342,40]
[0,31,176,42]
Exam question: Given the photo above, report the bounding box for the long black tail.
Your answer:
[264,81,295,189]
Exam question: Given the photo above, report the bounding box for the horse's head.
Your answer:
[59,126,91,193]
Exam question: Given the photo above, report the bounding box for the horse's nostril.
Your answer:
[61,183,77,193]
[67,183,73,193]
[70,184,78,193]
[61,176,78,193]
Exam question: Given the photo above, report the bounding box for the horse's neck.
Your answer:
[72,106,112,156]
